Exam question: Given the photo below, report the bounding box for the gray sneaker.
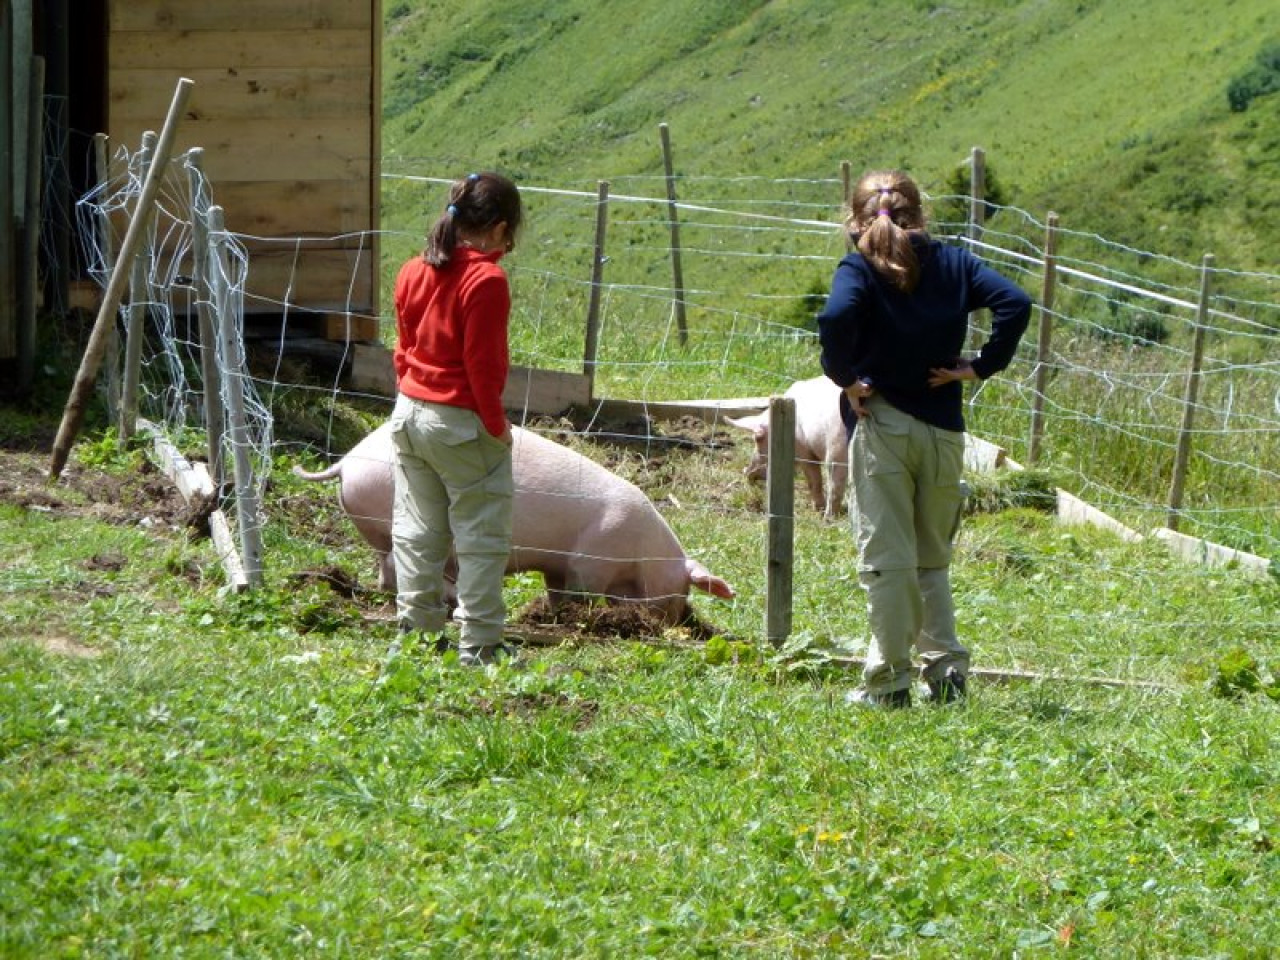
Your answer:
[847,686,912,709]
[458,642,520,668]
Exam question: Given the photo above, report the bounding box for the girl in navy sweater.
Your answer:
[818,169,1031,707]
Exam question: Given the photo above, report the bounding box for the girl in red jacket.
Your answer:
[391,171,524,666]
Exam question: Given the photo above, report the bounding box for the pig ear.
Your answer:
[688,562,735,599]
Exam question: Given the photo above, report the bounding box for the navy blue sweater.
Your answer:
[817,238,1032,433]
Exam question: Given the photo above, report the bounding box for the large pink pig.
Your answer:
[294,424,735,624]
[727,376,849,519]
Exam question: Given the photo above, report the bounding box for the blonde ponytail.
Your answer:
[845,170,927,292]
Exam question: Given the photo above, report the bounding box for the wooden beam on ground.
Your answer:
[828,657,1173,692]
[1056,488,1144,542]
[1151,527,1272,578]
[347,344,591,418]
[964,433,1006,473]
[139,419,249,592]
[590,396,772,425]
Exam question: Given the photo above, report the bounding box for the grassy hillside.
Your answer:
[381,0,1280,270]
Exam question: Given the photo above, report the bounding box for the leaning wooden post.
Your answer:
[17,55,45,394]
[118,129,157,442]
[49,76,194,481]
[1166,253,1213,532]
[583,179,610,401]
[185,148,225,487]
[765,396,796,647]
[658,123,688,347]
[965,146,987,353]
[208,205,263,585]
[1027,212,1059,466]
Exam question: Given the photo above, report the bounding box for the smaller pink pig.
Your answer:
[294,424,734,625]
[727,376,849,520]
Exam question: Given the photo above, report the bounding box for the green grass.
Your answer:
[6,2,1280,952]
[373,0,1280,561]
[381,0,1280,272]
[4,423,1280,956]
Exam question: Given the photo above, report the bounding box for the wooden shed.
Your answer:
[3,0,381,380]
[105,0,381,317]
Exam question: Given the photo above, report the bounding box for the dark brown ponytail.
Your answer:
[424,171,524,268]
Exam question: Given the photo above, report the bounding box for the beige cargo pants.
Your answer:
[849,396,970,695]
[389,395,513,652]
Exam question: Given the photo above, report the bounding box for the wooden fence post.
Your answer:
[118,130,157,442]
[49,76,194,481]
[185,148,225,487]
[1,0,13,364]
[208,205,263,585]
[765,396,796,647]
[41,0,69,314]
[658,123,688,347]
[583,179,609,400]
[93,132,121,427]
[1027,212,1059,466]
[965,146,987,352]
[1166,253,1213,531]
[17,55,44,393]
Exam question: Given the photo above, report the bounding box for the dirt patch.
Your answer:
[0,446,193,531]
[469,691,601,730]
[513,595,723,643]
[35,634,102,659]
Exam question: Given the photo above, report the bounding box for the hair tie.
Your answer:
[877,208,892,217]
[467,172,480,181]
[446,204,458,216]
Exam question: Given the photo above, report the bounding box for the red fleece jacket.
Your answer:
[393,247,511,437]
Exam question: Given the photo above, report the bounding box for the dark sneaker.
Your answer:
[847,686,912,709]
[925,668,967,704]
[458,642,520,668]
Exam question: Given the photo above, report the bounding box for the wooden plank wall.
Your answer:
[108,0,380,314]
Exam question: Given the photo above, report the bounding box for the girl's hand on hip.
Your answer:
[845,378,875,418]
[928,359,977,387]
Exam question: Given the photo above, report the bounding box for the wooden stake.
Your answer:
[583,180,609,399]
[118,130,157,442]
[658,123,688,346]
[93,133,122,427]
[0,1,13,362]
[765,396,795,647]
[1166,253,1213,531]
[185,148,225,487]
[17,55,45,393]
[1027,212,1059,465]
[209,205,263,585]
[49,76,194,481]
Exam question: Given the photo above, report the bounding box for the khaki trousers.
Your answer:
[390,395,513,650]
[850,396,969,694]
